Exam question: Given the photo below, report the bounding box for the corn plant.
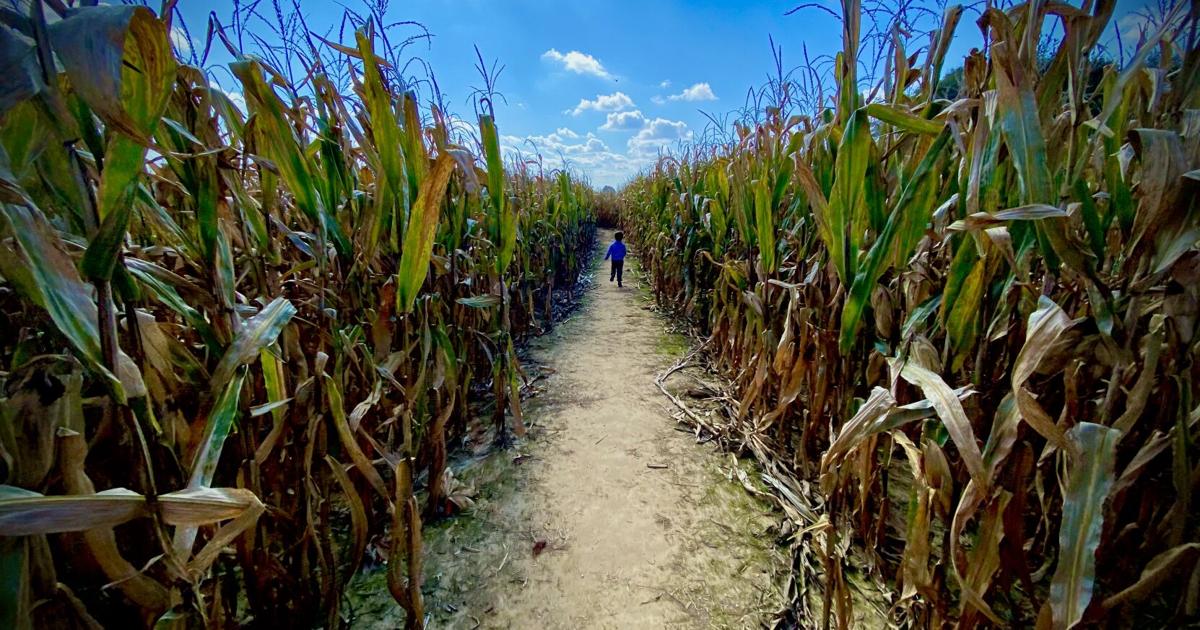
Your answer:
[0,2,595,627]
[621,0,1199,627]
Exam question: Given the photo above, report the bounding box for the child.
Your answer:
[604,231,627,287]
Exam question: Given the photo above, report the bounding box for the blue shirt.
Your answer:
[605,241,627,261]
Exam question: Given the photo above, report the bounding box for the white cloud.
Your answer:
[668,82,718,102]
[651,95,666,105]
[659,80,672,89]
[500,120,689,187]
[541,49,613,79]
[502,129,631,184]
[170,26,194,57]
[628,117,691,157]
[599,110,647,131]
[1116,13,1156,48]
[568,91,635,116]
[1112,9,1185,51]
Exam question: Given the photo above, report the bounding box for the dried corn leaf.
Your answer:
[0,486,262,536]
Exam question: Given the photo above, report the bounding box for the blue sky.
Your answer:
[173,0,1160,188]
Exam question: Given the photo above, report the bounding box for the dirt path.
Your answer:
[349,230,783,628]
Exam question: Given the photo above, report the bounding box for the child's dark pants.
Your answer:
[610,259,624,285]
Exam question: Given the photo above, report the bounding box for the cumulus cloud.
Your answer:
[599,110,647,131]
[668,82,718,102]
[568,91,635,116]
[542,49,613,79]
[170,26,194,57]
[1117,13,1148,41]
[500,119,690,187]
[1110,9,1185,53]
[502,129,633,184]
[659,80,672,89]
[628,117,691,157]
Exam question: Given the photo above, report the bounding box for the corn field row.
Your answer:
[620,0,1199,627]
[0,3,596,627]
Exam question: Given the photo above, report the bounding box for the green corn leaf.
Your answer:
[232,60,350,256]
[864,103,944,136]
[840,128,951,351]
[179,153,222,265]
[355,30,405,263]
[186,368,246,490]
[992,41,1052,203]
[209,297,297,399]
[0,536,27,630]
[945,255,988,368]
[902,294,942,340]
[214,226,236,312]
[249,399,291,418]
[47,6,176,145]
[0,24,43,117]
[50,6,175,247]
[206,85,246,141]
[825,108,876,284]
[479,114,515,274]
[125,259,219,351]
[835,0,859,124]
[432,324,458,387]
[0,202,126,398]
[940,239,979,327]
[80,192,131,281]
[397,153,455,313]
[1050,422,1121,629]
[251,348,289,465]
[259,349,287,422]
[1072,180,1106,261]
[990,39,1097,273]
[754,176,775,273]
[400,92,428,200]
[42,6,176,283]
[175,366,251,554]
[132,184,193,258]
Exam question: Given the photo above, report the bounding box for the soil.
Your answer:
[347,230,785,629]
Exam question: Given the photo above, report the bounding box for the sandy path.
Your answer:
[350,230,782,629]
